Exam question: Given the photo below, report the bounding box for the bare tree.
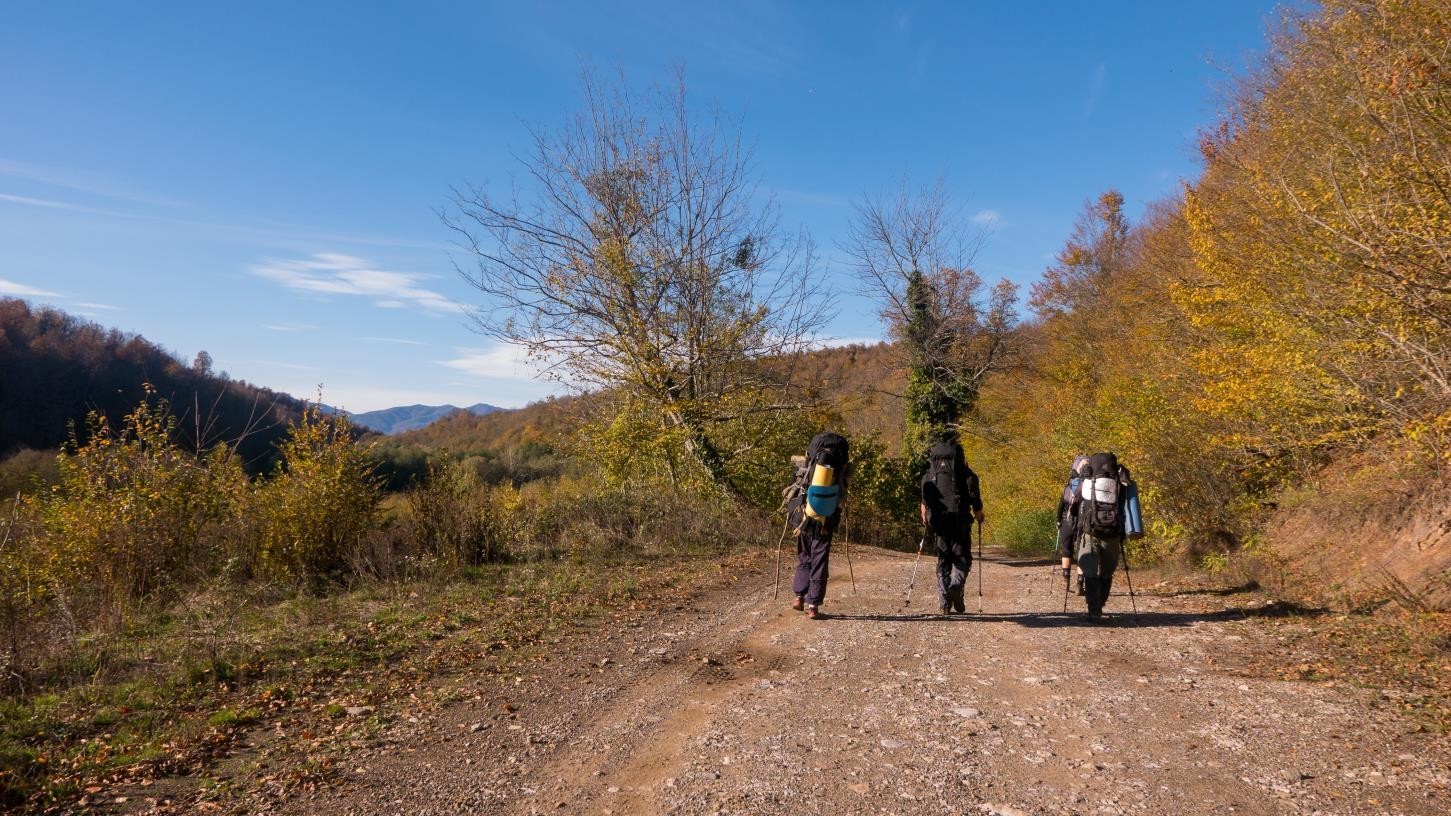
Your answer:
[444,71,828,496]
[843,179,1018,454]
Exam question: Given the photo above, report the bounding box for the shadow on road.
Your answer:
[1156,580,1263,597]
[986,556,1059,568]
[824,599,1323,629]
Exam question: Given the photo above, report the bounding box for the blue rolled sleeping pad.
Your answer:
[1123,480,1144,538]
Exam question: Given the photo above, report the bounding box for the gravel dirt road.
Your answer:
[220,546,1447,815]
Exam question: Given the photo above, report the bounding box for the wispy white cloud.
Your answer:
[0,279,122,312]
[811,334,885,349]
[1,190,451,253]
[1084,62,1107,117]
[262,322,320,332]
[0,191,139,218]
[359,336,427,346]
[251,359,322,372]
[250,253,464,315]
[971,209,1002,226]
[0,158,190,208]
[440,345,540,381]
[0,277,63,298]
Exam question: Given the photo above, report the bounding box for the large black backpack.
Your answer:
[922,440,976,536]
[1078,451,1123,538]
[794,432,849,526]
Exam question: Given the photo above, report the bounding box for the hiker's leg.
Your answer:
[949,538,971,599]
[1097,537,1122,609]
[806,531,832,606]
[934,539,953,608]
[1075,534,1102,614]
[791,528,812,599]
[946,547,966,611]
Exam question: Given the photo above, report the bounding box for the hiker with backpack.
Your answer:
[1065,452,1143,621]
[785,432,850,620]
[919,437,984,615]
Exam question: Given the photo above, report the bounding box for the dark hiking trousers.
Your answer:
[1056,516,1076,560]
[1075,532,1122,614]
[933,533,973,608]
[792,524,833,606]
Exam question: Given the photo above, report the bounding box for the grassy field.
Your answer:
[0,545,763,813]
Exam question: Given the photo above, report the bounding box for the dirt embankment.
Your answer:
[114,546,1448,816]
[1264,459,1450,612]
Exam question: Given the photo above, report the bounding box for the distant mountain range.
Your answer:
[339,403,502,435]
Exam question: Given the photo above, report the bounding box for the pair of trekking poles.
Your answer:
[902,519,983,613]
[771,505,855,600]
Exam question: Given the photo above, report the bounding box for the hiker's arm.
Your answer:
[919,502,928,525]
[1057,503,1077,566]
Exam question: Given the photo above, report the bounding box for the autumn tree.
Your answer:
[844,180,1018,461]
[191,349,213,376]
[1184,0,1451,458]
[1030,190,1130,320]
[446,73,827,498]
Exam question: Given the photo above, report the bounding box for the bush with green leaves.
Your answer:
[993,506,1059,557]
[29,390,247,623]
[406,458,501,570]
[840,434,919,550]
[250,407,382,584]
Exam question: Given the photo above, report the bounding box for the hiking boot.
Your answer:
[791,596,805,612]
[952,596,966,614]
[939,602,951,615]
[805,604,821,620]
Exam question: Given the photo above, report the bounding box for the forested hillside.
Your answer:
[391,342,902,451]
[0,298,306,469]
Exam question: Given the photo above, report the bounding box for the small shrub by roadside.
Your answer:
[993,507,1058,557]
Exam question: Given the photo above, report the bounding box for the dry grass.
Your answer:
[0,539,765,813]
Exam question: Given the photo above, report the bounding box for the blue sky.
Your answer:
[0,1,1281,411]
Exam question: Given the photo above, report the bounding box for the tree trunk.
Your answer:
[667,408,745,500]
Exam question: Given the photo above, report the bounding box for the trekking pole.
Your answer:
[843,506,857,594]
[902,535,924,608]
[1121,541,1138,615]
[1062,522,1073,612]
[976,518,984,613]
[771,513,791,600]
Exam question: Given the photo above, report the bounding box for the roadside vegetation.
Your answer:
[0,392,769,810]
